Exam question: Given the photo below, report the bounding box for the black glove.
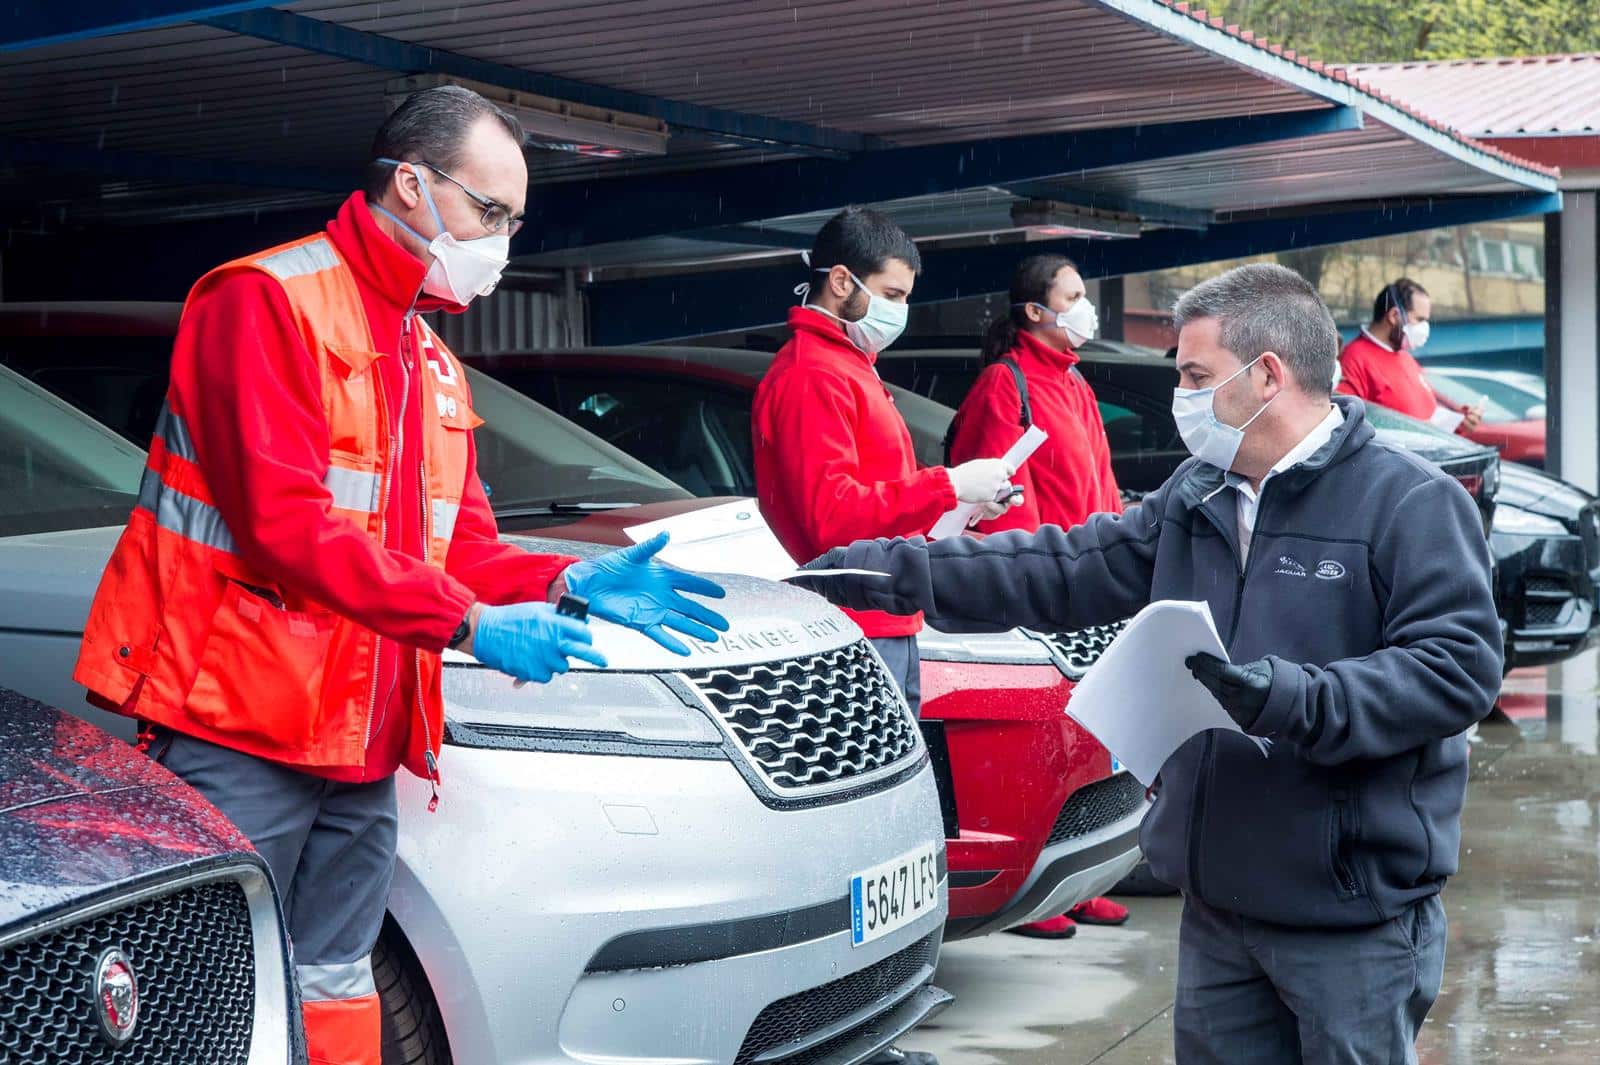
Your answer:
[799,548,848,573]
[1186,653,1273,731]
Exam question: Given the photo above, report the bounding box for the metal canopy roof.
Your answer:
[0,0,1560,315]
[1346,55,1600,138]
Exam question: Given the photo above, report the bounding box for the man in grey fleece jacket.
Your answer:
[802,264,1502,1065]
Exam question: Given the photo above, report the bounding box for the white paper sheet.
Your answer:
[1429,406,1465,433]
[1065,600,1269,787]
[624,499,885,583]
[928,424,1050,540]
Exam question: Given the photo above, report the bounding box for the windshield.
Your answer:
[0,365,147,537]
[1426,369,1544,422]
[464,367,690,512]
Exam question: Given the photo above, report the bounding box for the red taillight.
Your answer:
[1454,474,1483,498]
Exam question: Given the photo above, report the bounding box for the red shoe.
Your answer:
[1007,915,1078,939]
[1067,896,1130,926]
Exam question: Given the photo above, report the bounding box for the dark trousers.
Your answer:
[870,635,922,717]
[153,728,396,1063]
[1174,892,1446,1065]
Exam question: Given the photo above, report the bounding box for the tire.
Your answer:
[375,918,452,1065]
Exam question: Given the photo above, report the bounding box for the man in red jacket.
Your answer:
[82,86,726,1065]
[1337,278,1482,434]
[753,207,1018,716]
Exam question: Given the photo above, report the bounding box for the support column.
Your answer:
[1556,192,1599,492]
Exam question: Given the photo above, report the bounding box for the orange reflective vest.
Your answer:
[75,233,479,778]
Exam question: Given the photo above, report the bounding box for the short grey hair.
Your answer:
[364,85,524,200]
[1172,263,1339,396]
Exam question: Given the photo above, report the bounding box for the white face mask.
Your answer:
[1401,320,1430,351]
[807,268,908,355]
[1027,297,1099,348]
[374,162,510,305]
[1171,355,1277,472]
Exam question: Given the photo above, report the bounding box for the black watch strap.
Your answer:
[448,615,472,649]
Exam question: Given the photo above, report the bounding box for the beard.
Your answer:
[839,286,869,323]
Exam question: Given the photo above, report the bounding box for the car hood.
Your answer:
[1497,462,1594,522]
[0,692,253,927]
[0,525,121,634]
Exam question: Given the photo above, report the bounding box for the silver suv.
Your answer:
[0,361,950,1064]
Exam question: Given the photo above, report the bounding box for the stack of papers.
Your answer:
[1065,600,1270,786]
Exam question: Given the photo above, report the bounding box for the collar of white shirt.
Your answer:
[1360,325,1397,353]
[1228,405,1346,504]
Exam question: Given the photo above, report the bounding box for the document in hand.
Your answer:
[1065,600,1270,786]
[624,499,885,582]
[1428,406,1465,434]
[928,424,1049,540]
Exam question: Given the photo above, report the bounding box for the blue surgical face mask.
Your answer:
[1171,355,1276,471]
[804,268,909,355]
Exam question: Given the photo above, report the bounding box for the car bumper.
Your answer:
[945,777,1148,939]
[391,744,948,1065]
[1494,531,1597,667]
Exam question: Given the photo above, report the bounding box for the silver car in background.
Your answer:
[0,361,951,1064]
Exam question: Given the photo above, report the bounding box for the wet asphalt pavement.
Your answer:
[901,651,1600,1064]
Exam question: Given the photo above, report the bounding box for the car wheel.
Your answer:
[376,919,452,1065]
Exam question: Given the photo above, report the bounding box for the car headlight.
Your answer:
[1483,460,1502,499]
[442,655,723,748]
[1491,505,1568,537]
[917,625,1056,665]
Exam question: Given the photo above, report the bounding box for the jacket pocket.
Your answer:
[185,579,336,755]
[1329,787,1367,898]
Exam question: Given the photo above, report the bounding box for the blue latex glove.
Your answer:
[564,532,730,655]
[471,602,608,682]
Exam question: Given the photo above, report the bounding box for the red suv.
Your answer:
[463,346,1150,938]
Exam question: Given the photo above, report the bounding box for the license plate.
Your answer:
[850,844,940,947]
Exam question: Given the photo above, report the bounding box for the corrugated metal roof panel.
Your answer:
[1346,55,1600,137]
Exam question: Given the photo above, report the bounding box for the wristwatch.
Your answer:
[448,614,472,650]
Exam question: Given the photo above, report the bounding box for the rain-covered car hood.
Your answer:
[1496,462,1594,525]
[0,690,253,928]
[0,525,123,634]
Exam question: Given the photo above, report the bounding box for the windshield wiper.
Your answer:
[492,501,643,520]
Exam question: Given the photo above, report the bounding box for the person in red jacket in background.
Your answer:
[1337,278,1483,434]
[947,254,1131,941]
[753,207,1019,1065]
[754,207,1020,717]
[75,86,726,1065]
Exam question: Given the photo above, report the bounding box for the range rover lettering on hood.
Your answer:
[688,616,848,656]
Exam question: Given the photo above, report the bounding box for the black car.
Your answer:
[0,689,304,1064]
[876,345,1600,670]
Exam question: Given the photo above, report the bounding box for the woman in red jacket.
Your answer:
[948,254,1131,940]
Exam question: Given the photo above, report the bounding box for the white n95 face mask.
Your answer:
[1401,320,1430,351]
[1027,298,1099,348]
[373,162,511,304]
[1171,355,1276,471]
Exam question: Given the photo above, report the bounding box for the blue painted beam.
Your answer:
[205,8,872,157]
[586,191,1562,345]
[0,136,353,193]
[519,107,1359,253]
[0,0,278,52]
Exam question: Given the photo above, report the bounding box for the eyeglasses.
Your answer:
[408,160,524,236]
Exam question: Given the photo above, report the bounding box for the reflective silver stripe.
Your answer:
[431,499,459,542]
[256,239,338,281]
[138,477,237,554]
[152,404,198,463]
[323,466,380,513]
[296,958,375,1002]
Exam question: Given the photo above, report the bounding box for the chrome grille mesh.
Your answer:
[684,641,919,793]
[0,879,255,1064]
[1042,621,1129,679]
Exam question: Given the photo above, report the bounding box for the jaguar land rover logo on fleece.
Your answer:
[91,947,139,1046]
[1315,560,1348,581]
[1275,555,1308,578]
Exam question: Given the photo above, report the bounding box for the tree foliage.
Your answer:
[1202,0,1600,64]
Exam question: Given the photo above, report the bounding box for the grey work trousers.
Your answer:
[151,729,397,1014]
[870,635,922,717]
[1174,892,1446,1065]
